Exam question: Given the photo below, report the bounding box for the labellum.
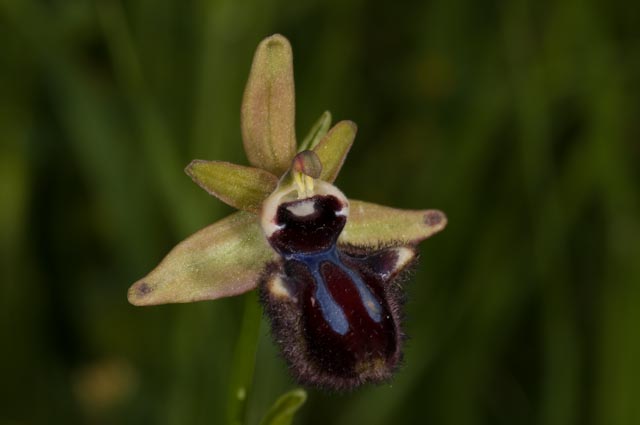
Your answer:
[259,152,415,390]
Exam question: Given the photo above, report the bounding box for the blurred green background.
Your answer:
[1,0,639,424]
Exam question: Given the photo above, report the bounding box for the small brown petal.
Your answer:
[292,151,323,179]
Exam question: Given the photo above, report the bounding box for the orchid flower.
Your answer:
[128,34,446,390]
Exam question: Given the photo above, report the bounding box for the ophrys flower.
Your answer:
[128,34,446,391]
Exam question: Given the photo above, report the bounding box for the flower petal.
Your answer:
[339,200,447,247]
[298,110,331,152]
[313,121,357,183]
[241,34,297,175]
[185,160,277,214]
[128,212,276,306]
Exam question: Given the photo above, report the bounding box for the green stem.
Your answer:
[227,291,262,425]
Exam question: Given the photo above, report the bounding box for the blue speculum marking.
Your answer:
[288,246,383,335]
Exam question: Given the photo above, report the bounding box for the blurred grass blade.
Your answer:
[298,110,332,152]
[340,200,447,247]
[313,121,356,183]
[227,291,262,425]
[128,212,276,305]
[241,34,297,176]
[259,389,307,425]
[185,160,278,213]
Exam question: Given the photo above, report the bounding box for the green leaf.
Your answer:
[259,389,307,425]
[241,34,297,176]
[298,110,331,152]
[313,120,357,183]
[128,211,276,306]
[185,160,277,214]
[340,200,447,247]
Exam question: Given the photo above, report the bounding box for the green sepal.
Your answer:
[313,120,357,183]
[298,110,332,152]
[241,34,297,176]
[128,212,276,306]
[185,160,277,214]
[340,200,447,247]
[259,389,307,425]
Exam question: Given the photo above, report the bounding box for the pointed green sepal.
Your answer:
[313,120,357,183]
[259,389,307,425]
[340,200,447,247]
[241,34,297,176]
[298,110,332,152]
[185,160,278,213]
[128,212,276,306]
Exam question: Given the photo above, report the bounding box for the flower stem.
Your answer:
[227,291,262,425]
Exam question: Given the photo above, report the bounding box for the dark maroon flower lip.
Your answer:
[259,243,413,391]
[258,172,417,391]
[269,195,346,256]
[260,176,349,241]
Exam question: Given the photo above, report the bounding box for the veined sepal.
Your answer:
[128,211,276,306]
[185,160,278,213]
[340,200,447,247]
[241,34,297,176]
